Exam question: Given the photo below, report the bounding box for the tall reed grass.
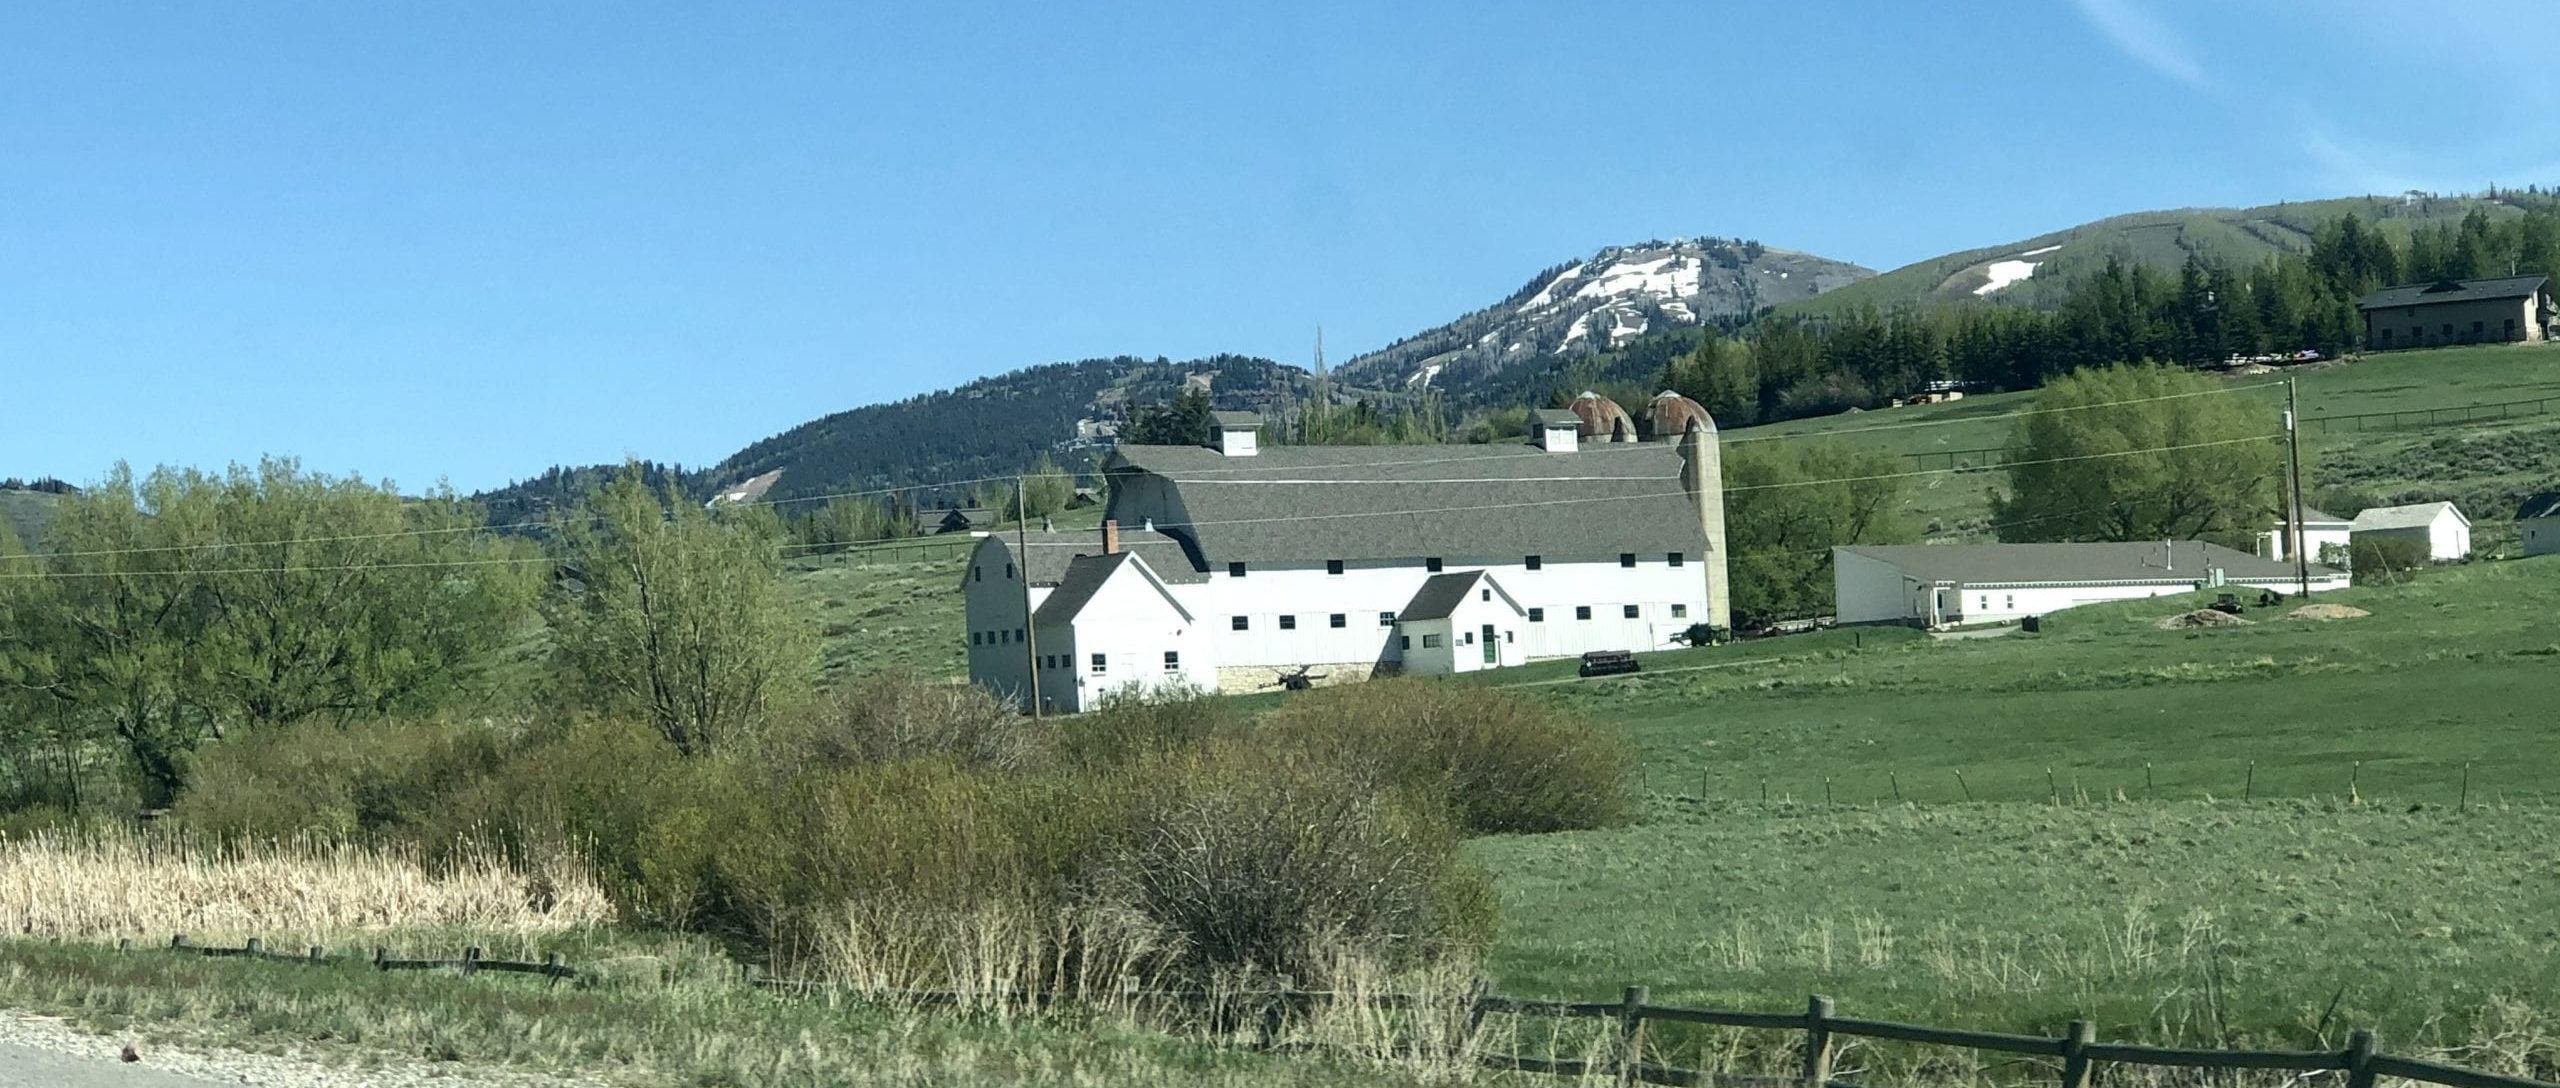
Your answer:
[0,827,607,944]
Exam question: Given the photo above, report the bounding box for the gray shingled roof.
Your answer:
[2357,275,2547,311]
[989,528,1206,586]
[1400,571,1490,621]
[1033,553,1122,624]
[1529,409,1579,427]
[1836,541,2320,585]
[2351,501,2463,532]
[1104,442,1707,565]
[2518,491,2560,521]
[1209,411,1261,429]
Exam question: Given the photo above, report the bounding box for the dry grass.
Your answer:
[0,827,608,944]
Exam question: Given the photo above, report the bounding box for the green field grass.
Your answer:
[1460,556,2560,1066]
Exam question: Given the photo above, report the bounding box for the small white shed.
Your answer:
[2257,507,2354,565]
[1030,551,1218,713]
[1395,570,1527,676]
[2518,492,2560,558]
[2349,502,2470,562]
[1833,541,2348,628]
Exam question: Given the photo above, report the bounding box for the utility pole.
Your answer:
[1016,478,1041,718]
[2285,378,2311,597]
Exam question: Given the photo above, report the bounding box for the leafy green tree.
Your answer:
[1007,454,1076,520]
[1121,388,1214,446]
[547,468,813,757]
[1724,441,1912,626]
[1993,366,2281,545]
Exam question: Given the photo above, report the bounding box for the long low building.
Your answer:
[1833,541,2348,627]
[965,393,1733,712]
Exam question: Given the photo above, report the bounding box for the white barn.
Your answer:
[964,393,1731,710]
[2256,507,2353,565]
[2349,502,2470,562]
[2519,492,2560,558]
[1833,541,2348,628]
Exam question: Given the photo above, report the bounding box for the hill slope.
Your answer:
[1787,194,2527,316]
[1333,238,1871,399]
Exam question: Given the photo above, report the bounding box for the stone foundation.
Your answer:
[1215,662,1384,694]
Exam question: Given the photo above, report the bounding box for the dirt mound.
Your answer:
[2288,603,2371,620]
[2157,609,2254,630]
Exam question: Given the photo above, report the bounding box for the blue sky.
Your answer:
[6,1,2557,493]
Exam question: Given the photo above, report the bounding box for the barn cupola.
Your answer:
[1529,408,1581,452]
[1207,411,1261,456]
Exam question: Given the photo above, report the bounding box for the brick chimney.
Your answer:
[1102,519,1119,555]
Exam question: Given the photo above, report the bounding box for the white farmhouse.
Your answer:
[2256,507,2353,565]
[2518,492,2560,558]
[963,392,1731,711]
[2349,502,2470,562]
[1833,541,2349,627]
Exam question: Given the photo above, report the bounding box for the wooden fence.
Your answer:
[2302,396,2560,436]
[163,934,577,984]
[131,940,2559,1088]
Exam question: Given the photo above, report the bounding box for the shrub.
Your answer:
[1049,685,1233,770]
[2349,535,2432,579]
[172,719,512,841]
[1260,679,1631,834]
[773,671,1036,773]
[1097,741,1491,981]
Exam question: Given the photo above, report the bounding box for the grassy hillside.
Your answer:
[1721,341,2560,538]
[1785,194,2527,317]
[0,488,63,548]
[1469,556,2560,1060]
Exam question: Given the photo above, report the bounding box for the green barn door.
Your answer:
[1480,624,1498,664]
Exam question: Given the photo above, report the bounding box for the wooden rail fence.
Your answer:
[126,941,2560,1088]
[162,934,577,984]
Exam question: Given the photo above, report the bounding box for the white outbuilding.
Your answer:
[2349,502,2470,562]
[2518,492,2560,558]
[1832,541,2348,627]
[2256,507,2354,565]
[1394,570,1529,676]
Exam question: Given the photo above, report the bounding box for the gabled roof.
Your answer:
[1398,570,1523,622]
[1836,541,2318,586]
[1032,551,1192,625]
[2268,506,2350,527]
[2357,275,2548,311]
[1529,409,1580,427]
[1209,411,1261,429]
[1104,442,1705,565]
[972,529,1207,587]
[2518,491,2560,521]
[2351,501,2465,532]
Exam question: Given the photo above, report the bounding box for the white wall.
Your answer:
[1197,556,1705,669]
[2258,525,2352,563]
[2524,516,2560,558]
[962,536,1052,707]
[1943,574,2348,625]
[1400,618,1458,676]
[2431,512,2472,561]
[1047,561,1214,713]
[1832,550,1918,625]
[1440,586,1527,673]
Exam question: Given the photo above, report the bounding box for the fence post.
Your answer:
[308,946,324,963]
[462,946,481,975]
[2344,1030,2378,1088]
[245,937,262,957]
[372,946,387,969]
[1803,995,1835,1088]
[2059,1019,2093,1088]
[1618,985,1649,1087]
[117,938,131,954]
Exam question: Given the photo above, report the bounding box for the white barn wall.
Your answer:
[1045,563,1212,713]
[1831,550,1915,625]
[961,535,1048,707]
[1204,557,1705,667]
[2524,516,2560,558]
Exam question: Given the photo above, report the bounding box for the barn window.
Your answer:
[1619,553,1636,568]
[1015,628,1025,642]
[1279,615,1296,630]
[1426,557,1444,572]
[1399,635,1411,650]
[971,632,982,645]
[1378,611,1395,627]
[1423,633,1443,648]
[1667,552,1684,567]
[2004,595,2013,610]
[1089,654,1107,674]
[1480,588,1491,601]
[1228,562,1246,578]
[1979,595,1989,611]
[1231,615,1249,631]
[1326,559,1344,575]
[1163,651,1180,671]
[1528,607,1545,622]
[973,566,982,582]
[1005,563,1014,579]
[1328,613,1346,628]
[1672,604,1688,618]
[1505,630,1514,643]
[1575,606,1592,620]
[1524,555,1542,570]
[1623,605,1640,619]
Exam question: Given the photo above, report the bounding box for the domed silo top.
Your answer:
[1645,390,1717,441]
[1568,390,1637,443]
